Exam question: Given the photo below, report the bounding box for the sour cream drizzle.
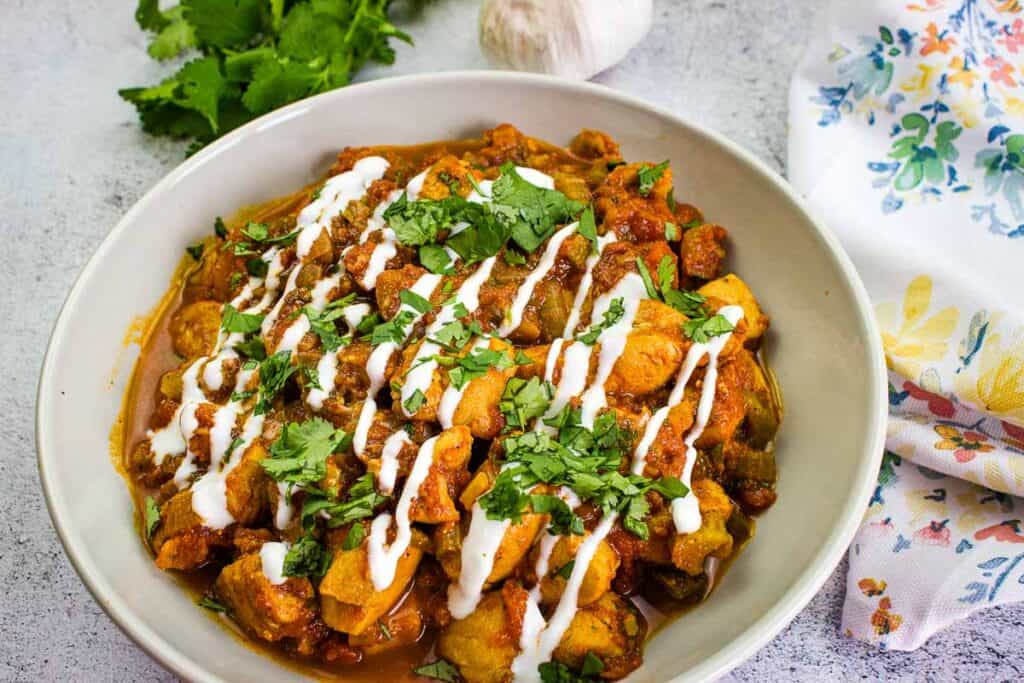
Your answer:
[577,273,647,428]
[447,500,512,619]
[367,435,438,590]
[399,256,497,416]
[499,223,578,337]
[352,272,441,457]
[259,541,290,585]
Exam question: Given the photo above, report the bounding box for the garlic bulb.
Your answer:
[479,0,653,81]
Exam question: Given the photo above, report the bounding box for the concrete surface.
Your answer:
[1,0,1022,680]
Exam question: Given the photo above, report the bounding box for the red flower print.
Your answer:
[914,519,951,547]
[1001,19,1024,54]
[975,520,1024,543]
[1001,420,1024,450]
[985,56,1018,88]
[904,380,955,417]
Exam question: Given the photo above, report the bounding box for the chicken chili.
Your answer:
[123,125,782,682]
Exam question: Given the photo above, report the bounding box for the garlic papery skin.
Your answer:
[479,0,654,81]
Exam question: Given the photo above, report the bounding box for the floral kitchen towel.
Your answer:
[789,0,1024,650]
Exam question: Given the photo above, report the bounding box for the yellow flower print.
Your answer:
[955,328,1024,421]
[876,276,960,379]
[990,0,1022,14]
[901,64,938,101]
[947,56,979,90]
[1003,95,1024,118]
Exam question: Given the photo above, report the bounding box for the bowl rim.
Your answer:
[36,69,887,683]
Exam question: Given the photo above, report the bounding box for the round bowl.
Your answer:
[37,71,886,682]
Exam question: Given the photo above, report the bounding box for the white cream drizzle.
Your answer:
[399,256,497,416]
[562,233,617,337]
[367,435,438,590]
[447,500,512,620]
[377,430,412,495]
[352,272,441,457]
[577,273,647,428]
[437,337,490,429]
[498,223,578,337]
[259,541,290,585]
[305,302,371,411]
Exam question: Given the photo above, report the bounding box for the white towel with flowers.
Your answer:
[789,0,1024,650]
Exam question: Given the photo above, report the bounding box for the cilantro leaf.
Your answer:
[577,298,625,345]
[300,473,388,530]
[186,242,205,261]
[342,522,366,550]
[500,377,552,431]
[489,163,584,252]
[282,534,332,578]
[578,205,598,252]
[399,289,433,315]
[370,309,416,346]
[144,496,161,538]
[255,349,295,415]
[221,303,264,334]
[262,417,350,486]
[198,596,228,613]
[404,388,427,414]
[234,336,266,361]
[634,257,659,299]
[637,160,669,196]
[530,495,583,536]
[682,313,735,344]
[303,294,356,352]
[447,347,513,390]
[664,221,679,241]
[412,659,460,682]
[420,244,454,274]
[181,0,264,50]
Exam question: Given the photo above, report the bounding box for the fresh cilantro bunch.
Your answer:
[121,0,419,151]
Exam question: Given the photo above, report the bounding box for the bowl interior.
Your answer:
[38,73,885,682]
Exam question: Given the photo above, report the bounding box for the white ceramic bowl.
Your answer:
[37,71,886,682]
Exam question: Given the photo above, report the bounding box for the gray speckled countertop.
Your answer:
[2,0,1022,680]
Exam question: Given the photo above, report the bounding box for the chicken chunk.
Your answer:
[152,490,227,570]
[680,224,727,280]
[318,531,425,635]
[214,553,320,654]
[169,300,222,359]
[698,274,769,341]
[436,589,520,683]
[671,479,735,575]
[537,534,619,608]
[553,592,646,680]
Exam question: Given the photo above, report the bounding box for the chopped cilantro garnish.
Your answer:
[303,294,356,352]
[186,242,204,261]
[664,221,679,241]
[245,256,268,278]
[446,347,513,390]
[489,163,585,253]
[282,533,331,579]
[412,659,460,682]
[554,560,575,580]
[503,248,527,265]
[500,376,552,431]
[144,496,161,538]
[637,160,669,196]
[197,597,227,613]
[404,388,427,414]
[384,192,463,246]
[399,289,433,314]
[420,244,454,274]
[577,298,625,345]
[378,619,393,640]
[635,257,659,300]
[530,494,583,536]
[239,221,300,247]
[214,216,228,239]
[682,313,735,343]
[221,304,264,334]
[581,652,605,677]
[234,336,266,361]
[300,472,388,530]
[262,417,350,486]
[254,350,295,415]
[370,309,416,346]
[356,311,382,336]
[578,205,598,252]
[342,522,365,550]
